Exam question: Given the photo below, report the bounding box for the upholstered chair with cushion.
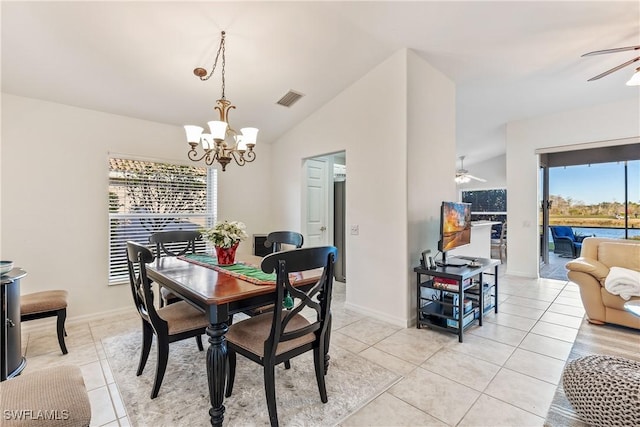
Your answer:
[225,246,337,427]
[264,231,304,253]
[490,222,507,261]
[550,226,585,258]
[20,290,69,355]
[245,231,305,320]
[126,240,209,399]
[0,365,91,427]
[149,230,202,307]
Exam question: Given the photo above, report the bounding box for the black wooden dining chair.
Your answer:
[264,231,304,253]
[20,290,69,354]
[245,231,305,318]
[149,230,201,307]
[126,241,208,399]
[490,221,507,262]
[225,246,337,427]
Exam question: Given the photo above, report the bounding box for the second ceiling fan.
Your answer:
[581,44,640,85]
[455,156,486,184]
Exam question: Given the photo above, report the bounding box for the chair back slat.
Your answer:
[126,241,166,332]
[149,230,201,257]
[264,231,304,253]
[260,246,337,358]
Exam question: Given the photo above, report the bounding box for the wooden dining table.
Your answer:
[146,254,323,427]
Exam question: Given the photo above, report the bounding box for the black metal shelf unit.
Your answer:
[415,257,500,343]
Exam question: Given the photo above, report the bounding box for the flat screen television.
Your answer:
[438,201,472,265]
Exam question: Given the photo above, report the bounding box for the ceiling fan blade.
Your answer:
[581,45,640,57]
[467,174,487,182]
[587,56,640,81]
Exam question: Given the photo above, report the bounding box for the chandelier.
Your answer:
[184,31,258,171]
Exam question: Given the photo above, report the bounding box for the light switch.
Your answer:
[350,225,359,235]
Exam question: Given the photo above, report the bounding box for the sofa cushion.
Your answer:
[601,289,640,310]
[598,242,640,272]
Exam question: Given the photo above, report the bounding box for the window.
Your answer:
[461,189,507,238]
[461,189,507,215]
[108,157,217,284]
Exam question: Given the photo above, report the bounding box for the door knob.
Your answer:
[320,226,327,231]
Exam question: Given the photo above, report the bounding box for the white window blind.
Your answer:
[108,158,217,284]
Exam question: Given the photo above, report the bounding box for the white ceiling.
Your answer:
[2,1,639,166]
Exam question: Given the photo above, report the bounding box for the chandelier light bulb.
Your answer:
[240,128,259,146]
[184,125,204,144]
[207,121,228,141]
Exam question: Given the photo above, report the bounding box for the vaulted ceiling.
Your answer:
[2,1,638,166]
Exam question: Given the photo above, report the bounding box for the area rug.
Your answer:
[544,319,640,427]
[103,332,401,426]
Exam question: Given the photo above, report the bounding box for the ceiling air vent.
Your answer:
[276,90,304,107]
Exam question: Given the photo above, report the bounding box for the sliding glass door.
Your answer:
[539,143,640,278]
[547,161,639,240]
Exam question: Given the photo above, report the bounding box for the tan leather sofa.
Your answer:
[566,237,640,329]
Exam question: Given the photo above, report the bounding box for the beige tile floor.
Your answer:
[20,270,584,427]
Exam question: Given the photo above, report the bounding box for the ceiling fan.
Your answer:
[581,45,640,85]
[455,156,486,184]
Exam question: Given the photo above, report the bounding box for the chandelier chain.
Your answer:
[220,39,226,99]
[199,31,227,101]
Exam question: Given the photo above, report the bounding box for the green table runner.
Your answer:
[179,254,276,285]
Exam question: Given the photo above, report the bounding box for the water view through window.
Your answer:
[548,160,640,240]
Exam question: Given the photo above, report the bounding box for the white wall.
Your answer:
[215,139,273,258]
[506,97,640,277]
[270,49,407,325]
[457,154,507,193]
[406,50,456,322]
[270,49,455,326]
[1,94,271,318]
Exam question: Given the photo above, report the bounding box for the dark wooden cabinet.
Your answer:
[1,268,27,381]
[415,257,499,342]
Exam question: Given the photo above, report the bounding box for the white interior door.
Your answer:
[304,158,329,246]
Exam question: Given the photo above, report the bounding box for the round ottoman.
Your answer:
[562,354,640,427]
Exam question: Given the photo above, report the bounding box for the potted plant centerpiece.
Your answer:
[202,220,248,265]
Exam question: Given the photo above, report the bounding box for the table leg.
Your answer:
[494,265,499,313]
[206,322,228,427]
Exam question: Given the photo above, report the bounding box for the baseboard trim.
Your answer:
[505,268,538,279]
[343,302,410,328]
[21,305,135,332]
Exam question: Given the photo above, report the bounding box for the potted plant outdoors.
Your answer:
[202,220,248,265]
